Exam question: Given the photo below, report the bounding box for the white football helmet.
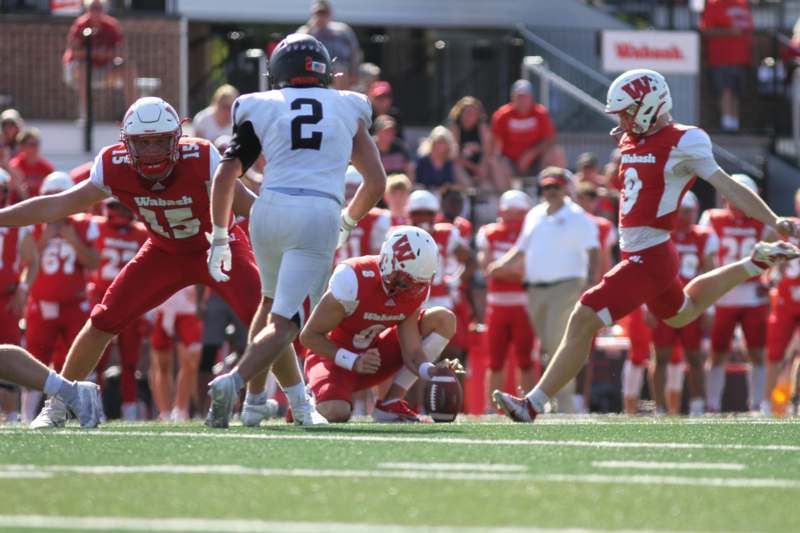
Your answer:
[499,190,532,212]
[605,69,672,136]
[120,97,182,181]
[40,171,74,195]
[379,226,439,302]
[731,173,758,194]
[407,190,440,212]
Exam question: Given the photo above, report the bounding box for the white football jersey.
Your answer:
[232,87,371,204]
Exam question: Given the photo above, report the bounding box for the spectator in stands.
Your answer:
[700,0,754,132]
[448,96,493,189]
[193,85,239,142]
[1,109,23,157]
[491,79,564,191]
[9,129,54,202]
[487,167,599,413]
[574,152,605,186]
[354,62,381,94]
[414,126,468,190]
[297,0,361,90]
[62,0,137,120]
[603,149,621,189]
[374,115,412,176]
[368,81,404,138]
[383,173,412,226]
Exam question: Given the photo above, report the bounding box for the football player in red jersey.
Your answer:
[436,186,473,240]
[384,173,411,227]
[0,97,313,428]
[300,227,459,422]
[90,198,148,420]
[701,173,775,412]
[477,190,535,407]
[764,189,800,415]
[493,68,800,422]
[334,166,390,264]
[648,191,718,415]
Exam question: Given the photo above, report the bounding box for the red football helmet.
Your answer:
[120,97,182,181]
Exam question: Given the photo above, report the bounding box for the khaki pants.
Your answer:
[527,278,584,413]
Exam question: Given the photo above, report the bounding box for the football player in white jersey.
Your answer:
[206,34,386,427]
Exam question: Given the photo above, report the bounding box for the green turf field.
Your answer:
[0,417,798,532]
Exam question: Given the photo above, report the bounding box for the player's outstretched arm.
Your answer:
[706,170,795,236]
[0,180,107,228]
[348,121,387,223]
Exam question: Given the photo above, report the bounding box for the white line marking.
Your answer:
[4,429,798,453]
[1,464,798,490]
[0,515,712,533]
[0,471,53,479]
[378,462,527,472]
[592,461,746,471]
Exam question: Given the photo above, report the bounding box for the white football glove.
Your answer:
[337,211,357,250]
[207,227,232,283]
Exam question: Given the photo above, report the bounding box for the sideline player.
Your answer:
[334,165,390,263]
[206,34,386,427]
[300,227,459,422]
[492,68,800,421]
[0,97,313,427]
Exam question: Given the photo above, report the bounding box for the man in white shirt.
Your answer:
[488,167,599,412]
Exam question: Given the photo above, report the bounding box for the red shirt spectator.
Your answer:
[700,0,753,67]
[9,129,54,202]
[62,8,123,67]
[492,102,555,163]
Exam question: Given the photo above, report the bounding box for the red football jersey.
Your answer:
[430,222,463,299]
[616,124,699,232]
[328,255,428,352]
[390,214,408,227]
[30,215,97,302]
[701,208,767,269]
[90,217,148,298]
[672,224,718,284]
[335,208,390,264]
[0,226,28,292]
[89,137,223,254]
[593,216,617,250]
[775,217,800,306]
[436,213,473,240]
[476,221,525,302]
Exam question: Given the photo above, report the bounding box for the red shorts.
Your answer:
[305,326,406,404]
[620,306,652,366]
[581,240,685,326]
[25,298,89,371]
[151,312,203,350]
[91,229,259,334]
[711,305,768,353]
[0,294,21,344]
[766,303,800,362]
[652,316,703,352]
[485,304,534,371]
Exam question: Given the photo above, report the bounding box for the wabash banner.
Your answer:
[602,30,699,75]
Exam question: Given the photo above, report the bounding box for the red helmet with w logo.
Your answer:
[378,226,439,301]
[605,69,672,136]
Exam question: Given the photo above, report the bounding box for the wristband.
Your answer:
[334,348,359,370]
[211,224,229,241]
[418,362,435,380]
[342,212,357,230]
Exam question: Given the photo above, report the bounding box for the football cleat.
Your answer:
[372,399,427,423]
[241,399,280,427]
[492,390,539,423]
[67,382,103,428]
[751,241,800,268]
[30,397,67,429]
[291,395,328,426]
[205,374,238,429]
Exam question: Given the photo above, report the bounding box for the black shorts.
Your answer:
[710,65,746,96]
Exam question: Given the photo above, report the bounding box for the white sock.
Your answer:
[572,394,585,414]
[21,389,42,423]
[666,363,685,393]
[760,399,772,416]
[749,364,766,411]
[706,365,726,412]
[245,391,268,405]
[525,387,550,413]
[283,382,307,411]
[42,371,64,396]
[689,397,705,416]
[352,397,367,417]
[392,332,451,391]
[622,360,645,399]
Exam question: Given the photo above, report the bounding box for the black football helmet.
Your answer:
[268,33,333,89]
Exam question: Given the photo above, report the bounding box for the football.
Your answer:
[423,369,463,423]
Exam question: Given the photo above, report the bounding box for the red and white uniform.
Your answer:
[701,208,771,353]
[26,215,98,370]
[87,137,261,334]
[476,220,534,371]
[390,214,408,227]
[334,208,390,264]
[91,216,149,405]
[436,213,473,240]
[305,256,429,403]
[426,222,466,310]
[651,225,719,352]
[767,221,800,362]
[0,226,31,344]
[151,286,202,350]
[581,124,721,325]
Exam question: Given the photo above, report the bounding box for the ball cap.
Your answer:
[369,81,393,98]
[499,190,532,211]
[511,79,534,96]
[538,166,572,188]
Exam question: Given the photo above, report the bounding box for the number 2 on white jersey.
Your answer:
[720,236,756,265]
[101,248,137,280]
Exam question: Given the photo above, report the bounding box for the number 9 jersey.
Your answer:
[229,88,371,204]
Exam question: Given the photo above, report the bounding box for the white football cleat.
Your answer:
[241,399,280,427]
[30,397,67,429]
[205,374,238,429]
[751,241,800,268]
[67,382,103,428]
[492,390,539,423]
[292,396,328,426]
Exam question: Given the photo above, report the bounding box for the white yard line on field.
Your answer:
[1,464,798,490]
[591,461,746,471]
[377,462,527,472]
[3,428,798,452]
[0,515,696,533]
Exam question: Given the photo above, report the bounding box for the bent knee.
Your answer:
[570,304,605,336]
[316,400,351,423]
[423,306,457,339]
